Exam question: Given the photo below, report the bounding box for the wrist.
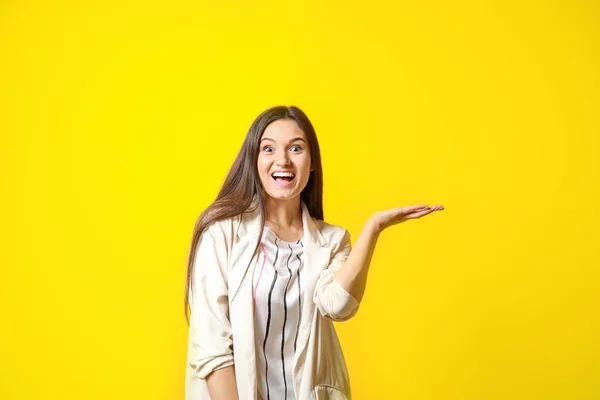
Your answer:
[365,217,383,236]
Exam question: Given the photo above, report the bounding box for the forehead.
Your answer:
[261,119,307,141]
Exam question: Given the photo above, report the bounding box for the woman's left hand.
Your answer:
[370,204,444,232]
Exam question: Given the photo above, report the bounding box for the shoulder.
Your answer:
[197,215,243,263]
[313,218,351,245]
[203,214,243,242]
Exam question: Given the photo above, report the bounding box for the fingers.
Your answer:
[405,204,445,219]
[405,204,430,212]
[404,204,445,212]
[408,209,434,218]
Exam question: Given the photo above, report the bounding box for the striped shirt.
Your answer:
[253,226,304,400]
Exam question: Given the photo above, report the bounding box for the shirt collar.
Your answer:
[236,197,327,247]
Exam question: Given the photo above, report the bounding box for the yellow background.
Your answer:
[1,1,599,399]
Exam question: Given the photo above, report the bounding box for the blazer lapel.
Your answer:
[293,201,332,380]
[228,202,262,400]
[229,203,262,306]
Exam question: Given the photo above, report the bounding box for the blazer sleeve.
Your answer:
[188,221,235,379]
[313,228,360,322]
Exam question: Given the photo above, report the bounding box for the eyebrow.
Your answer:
[260,137,307,144]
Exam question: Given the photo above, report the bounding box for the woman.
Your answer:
[184,105,443,400]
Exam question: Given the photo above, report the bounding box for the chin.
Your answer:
[266,191,299,201]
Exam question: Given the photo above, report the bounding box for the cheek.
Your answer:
[257,160,274,185]
[257,158,268,173]
[298,160,312,182]
[301,156,312,172]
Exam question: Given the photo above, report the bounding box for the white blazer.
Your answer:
[185,200,360,399]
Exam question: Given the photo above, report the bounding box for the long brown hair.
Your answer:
[185,105,324,323]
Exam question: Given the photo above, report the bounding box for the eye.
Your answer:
[262,145,274,153]
[290,145,303,152]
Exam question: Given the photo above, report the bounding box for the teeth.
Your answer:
[272,172,295,178]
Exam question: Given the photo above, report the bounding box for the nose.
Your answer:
[275,151,291,166]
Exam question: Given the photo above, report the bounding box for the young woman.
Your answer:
[184,106,443,400]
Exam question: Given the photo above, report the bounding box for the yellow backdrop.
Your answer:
[1,1,598,399]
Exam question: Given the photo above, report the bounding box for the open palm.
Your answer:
[372,204,444,231]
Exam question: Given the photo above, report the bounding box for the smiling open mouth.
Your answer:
[271,171,295,187]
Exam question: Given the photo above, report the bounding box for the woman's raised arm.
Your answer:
[333,204,444,303]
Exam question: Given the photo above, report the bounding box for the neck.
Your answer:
[263,196,303,229]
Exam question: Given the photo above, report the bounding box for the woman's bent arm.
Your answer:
[206,365,240,400]
[334,205,444,303]
[333,218,380,303]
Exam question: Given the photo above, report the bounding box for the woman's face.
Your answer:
[257,118,313,202]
